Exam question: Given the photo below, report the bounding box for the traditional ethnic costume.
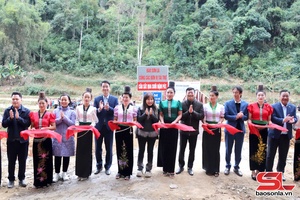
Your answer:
[29,111,55,187]
[52,106,76,175]
[114,104,137,178]
[202,102,224,176]
[75,105,98,179]
[247,102,273,172]
[157,99,182,175]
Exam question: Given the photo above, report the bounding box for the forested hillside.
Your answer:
[0,0,299,94]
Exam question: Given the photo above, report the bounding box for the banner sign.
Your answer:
[137,66,168,91]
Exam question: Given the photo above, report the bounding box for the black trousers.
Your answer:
[178,132,198,169]
[137,135,156,171]
[266,134,290,172]
[7,140,29,181]
[54,156,70,173]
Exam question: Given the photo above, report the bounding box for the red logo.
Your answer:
[256,172,295,191]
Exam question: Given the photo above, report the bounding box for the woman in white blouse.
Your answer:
[75,88,98,181]
[202,86,224,177]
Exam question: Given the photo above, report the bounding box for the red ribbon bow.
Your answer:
[66,125,101,140]
[108,120,143,131]
[152,123,195,132]
[20,129,62,143]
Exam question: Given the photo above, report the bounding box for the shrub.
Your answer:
[33,74,45,83]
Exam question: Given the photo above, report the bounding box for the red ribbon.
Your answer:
[248,122,289,137]
[20,129,62,143]
[248,122,260,137]
[152,123,195,132]
[202,123,242,135]
[108,120,143,131]
[296,129,300,140]
[0,131,8,139]
[66,125,101,140]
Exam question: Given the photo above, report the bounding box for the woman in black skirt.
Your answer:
[247,85,273,180]
[157,82,182,177]
[75,88,98,181]
[29,92,56,188]
[202,86,224,177]
[113,86,137,180]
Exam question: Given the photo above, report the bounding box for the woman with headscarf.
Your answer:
[29,91,56,188]
[157,82,182,177]
[114,86,137,180]
[247,85,273,180]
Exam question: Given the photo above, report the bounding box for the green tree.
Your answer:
[0,1,49,68]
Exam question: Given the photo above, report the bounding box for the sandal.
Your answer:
[124,176,130,180]
[214,172,219,177]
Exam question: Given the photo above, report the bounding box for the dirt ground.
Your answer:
[0,130,299,200]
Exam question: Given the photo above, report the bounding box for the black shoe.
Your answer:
[188,168,194,176]
[176,167,184,174]
[233,169,243,177]
[19,180,27,187]
[105,169,111,175]
[224,168,230,175]
[8,181,14,188]
[205,171,214,176]
[94,167,103,175]
[282,173,286,181]
[251,174,257,181]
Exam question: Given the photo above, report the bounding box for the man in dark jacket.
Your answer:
[266,89,297,181]
[94,80,118,175]
[2,92,31,188]
[176,87,204,176]
[224,86,248,177]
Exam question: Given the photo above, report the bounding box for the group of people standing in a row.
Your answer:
[0,81,300,190]
[196,84,299,182]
